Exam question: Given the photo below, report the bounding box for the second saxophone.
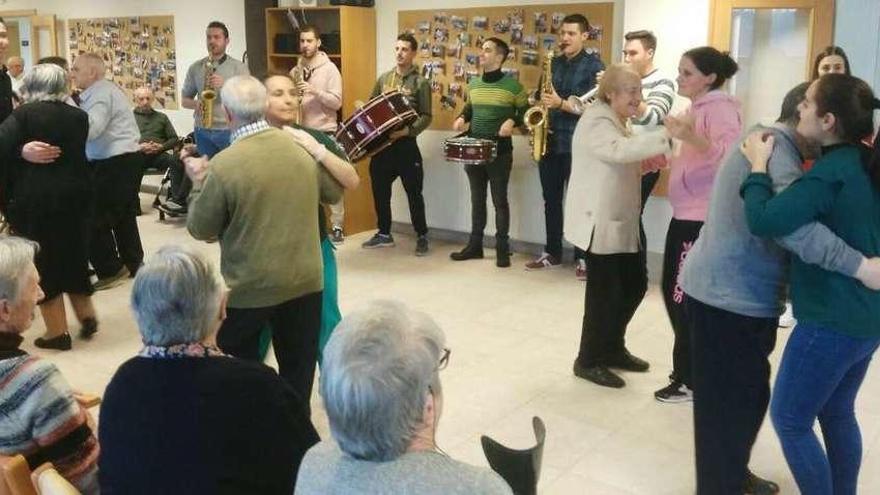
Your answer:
[524,51,554,162]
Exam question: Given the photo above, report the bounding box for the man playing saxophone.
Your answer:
[182,21,249,158]
[524,14,604,279]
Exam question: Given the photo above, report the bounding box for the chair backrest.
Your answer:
[30,464,80,495]
[0,455,38,495]
[480,416,547,495]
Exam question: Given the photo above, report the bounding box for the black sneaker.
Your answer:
[654,381,693,403]
[743,471,780,495]
[415,236,429,256]
[573,360,625,388]
[362,233,395,249]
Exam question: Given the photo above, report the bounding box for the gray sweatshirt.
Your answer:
[681,124,863,318]
[295,441,512,495]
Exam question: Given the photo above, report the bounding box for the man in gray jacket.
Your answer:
[680,82,880,495]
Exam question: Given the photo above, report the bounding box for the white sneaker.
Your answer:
[779,302,796,328]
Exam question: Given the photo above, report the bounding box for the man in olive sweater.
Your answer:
[184,75,343,410]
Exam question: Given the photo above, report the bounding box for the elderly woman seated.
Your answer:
[98,245,319,494]
[0,235,99,493]
[295,301,512,494]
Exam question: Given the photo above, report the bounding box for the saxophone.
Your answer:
[199,60,217,129]
[290,65,304,125]
[524,51,554,162]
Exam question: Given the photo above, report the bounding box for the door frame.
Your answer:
[709,0,835,79]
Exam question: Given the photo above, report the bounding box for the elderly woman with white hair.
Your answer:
[564,64,672,389]
[0,63,97,351]
[98,245,319,494]
[295,300,512,495]
[0,235,99,493]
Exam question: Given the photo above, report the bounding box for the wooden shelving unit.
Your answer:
[266,6,377,235]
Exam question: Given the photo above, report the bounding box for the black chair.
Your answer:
[480,416,546,495]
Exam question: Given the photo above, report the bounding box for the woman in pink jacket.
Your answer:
[655,47,742,403]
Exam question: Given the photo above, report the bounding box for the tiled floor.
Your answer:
[22,194,880,494]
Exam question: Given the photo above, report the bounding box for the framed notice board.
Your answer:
[68,16,179,109]
[398,4,614,130]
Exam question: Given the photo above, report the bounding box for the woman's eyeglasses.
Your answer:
[438,348,451,371]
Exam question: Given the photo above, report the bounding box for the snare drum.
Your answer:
[335,90,418,161]
[443,137,497,165]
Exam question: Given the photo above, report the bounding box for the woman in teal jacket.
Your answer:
[740,73,880,495]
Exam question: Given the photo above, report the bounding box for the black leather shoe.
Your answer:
[495,240,510,268]
[34,333,72,351]
[606,350,650,372]
[79,318,98,340]
[744,471,780,495]
[450,245,484,261]
[573,361,625,388]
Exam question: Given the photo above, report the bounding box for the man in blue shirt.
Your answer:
[524,14,603,275]
[72,53,144,289]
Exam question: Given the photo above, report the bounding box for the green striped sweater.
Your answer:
[461,73,529,154]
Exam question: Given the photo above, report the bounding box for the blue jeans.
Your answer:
[194,127,231,158]
[770,323,880,495]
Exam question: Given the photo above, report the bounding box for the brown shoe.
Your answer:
[524,253,561,271]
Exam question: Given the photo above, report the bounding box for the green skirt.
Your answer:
[257,238,342,364]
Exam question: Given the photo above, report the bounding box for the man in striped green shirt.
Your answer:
[451,37,528,267]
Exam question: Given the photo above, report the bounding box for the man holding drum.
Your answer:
[360,33,433,256]
[451,37,529,268]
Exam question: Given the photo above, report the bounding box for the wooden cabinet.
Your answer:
[266,6,377,235]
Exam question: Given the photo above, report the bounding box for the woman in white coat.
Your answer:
[566,64,671,389]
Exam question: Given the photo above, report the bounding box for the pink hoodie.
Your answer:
[293,51,343,132]
[667,90,742,221]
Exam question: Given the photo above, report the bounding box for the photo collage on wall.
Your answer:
[68,16,179,109]
[402,7,603,117]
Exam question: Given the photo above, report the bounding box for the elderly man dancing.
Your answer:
[184,75,343,412]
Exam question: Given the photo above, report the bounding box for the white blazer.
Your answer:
[564,101,670,255]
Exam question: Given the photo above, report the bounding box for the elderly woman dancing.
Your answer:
[98,245,319,494]
[0,63,97,351]
[296,300,512,494]
[565,64,671,389]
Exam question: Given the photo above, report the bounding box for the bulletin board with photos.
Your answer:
[398,4,614,130]
[67,16,179,110]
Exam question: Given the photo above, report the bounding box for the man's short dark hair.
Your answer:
[0,17,6,28]
[207,21,229,39]
[485,37,509,63]
[300,25,321,39]
[624,30,657,53]
[562,14,590,34]
[397,33,418,52]
[37,56,70,70]
[777,81,810,125]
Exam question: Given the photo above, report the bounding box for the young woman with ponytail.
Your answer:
[654,46,742,403]
[741,73,880,495]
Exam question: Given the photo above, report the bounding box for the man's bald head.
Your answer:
[6,56,23,77]
[134,86,154,110]
[71,53,105,90]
